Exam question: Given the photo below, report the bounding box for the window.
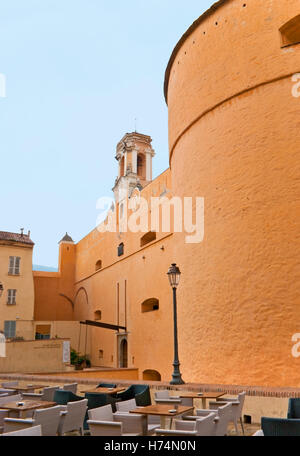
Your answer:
[99,349,104,359]
[118,242,124,257]
[140,231,156,247]
[35,325,51,340]
[280,15,300,47]
[7,289,17,305]
[94,310,102,320]
[4,321,16,339]
[95,260,102,271]
[141,298,159,313]
[8,256,20,275]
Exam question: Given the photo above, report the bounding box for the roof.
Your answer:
[0,231,34,246]
[59,232,74,243]
[164,0,230,103]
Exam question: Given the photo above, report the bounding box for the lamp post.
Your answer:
[0,283,3,299]
[167,263,185,385]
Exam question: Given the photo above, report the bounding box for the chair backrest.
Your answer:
[287,398,300,419]
[0,393,8,397]
[155,390,170,400]
[0,393,22,406]
[88,404,114,421]
[176,412,216,436]
[115,398,137,413]
[53,389,82,405]
[262,417,300,436]
[88,420,122,436]
[133,385,151,406]
[97,383,117,389]
[42,386,60,402]
[63,383,77,394]
[85,392,109,410]
[1,425,42,436]
[1,381,18,389]
[0,389,15,395]
[237,392,246,415]
[214,403,232,436]
[33,405,63,436]
[61,399,88,434]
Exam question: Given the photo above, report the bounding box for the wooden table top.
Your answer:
[13,385,48,392]
[130,404,194,417]
[81,387,125,395]
[0,400,56,412]
[178,392,225,399]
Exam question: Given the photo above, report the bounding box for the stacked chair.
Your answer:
[87,404,144,436]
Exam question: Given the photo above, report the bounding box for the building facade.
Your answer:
[0,230,35,339]
[8,0,300,386]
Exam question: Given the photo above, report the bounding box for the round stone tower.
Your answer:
[165,0,300,387]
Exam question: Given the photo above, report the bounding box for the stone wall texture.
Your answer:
[166,0,300,386]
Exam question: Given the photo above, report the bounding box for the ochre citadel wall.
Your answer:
[166,0,300,387]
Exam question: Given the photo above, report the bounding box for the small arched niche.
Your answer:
[137,153,146,180]
[95,260,102,271]
[280,15,300,47]
[140,231,156,247]
[94,310,102,320]
[141,298,159,313]
[143,369,161,381]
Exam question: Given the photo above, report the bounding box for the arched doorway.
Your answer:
[119,337,128,368]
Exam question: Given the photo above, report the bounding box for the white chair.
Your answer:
[115,398,160,435]
[62,383,77,394]
[58,399,88,436]
[0,394,22,432]
[216,391,246,434]
[154,390,182,405]
[155,412,217,436]
[1,382,18,389]
[0,389,16,396]
[88,404,144,436]
[183,402,232,436]
[22,386,60,402]
[3,405,63,436]
[1,425,42,436]
[253,429,264,436]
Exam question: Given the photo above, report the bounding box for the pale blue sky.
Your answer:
[0,0,213,267]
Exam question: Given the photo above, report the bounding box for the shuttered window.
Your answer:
[7,289,17,305]
[4,321,16,338]
[8,257,21,275]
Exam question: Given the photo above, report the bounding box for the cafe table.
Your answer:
[0,400,56,418]
[130,404,194,430]
[178,391,225,409]
[80,387,125,395]
[11,384,48,393]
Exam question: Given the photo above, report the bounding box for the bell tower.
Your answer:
[112,132,155,203]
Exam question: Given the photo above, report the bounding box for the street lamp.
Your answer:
[0,283,3,299]
[167,263,185,385]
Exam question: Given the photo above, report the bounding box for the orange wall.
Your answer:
[34,242,75,320]
[166,0,300,387]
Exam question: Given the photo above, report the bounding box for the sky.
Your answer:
[0,0,213,268]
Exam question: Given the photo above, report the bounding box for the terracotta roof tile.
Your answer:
[0,231,34,245]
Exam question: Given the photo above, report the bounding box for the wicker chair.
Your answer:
[287,398,300,418]
[117,385,151,406]
[97,383,117,389]
[1,425,42,436]
[53,389,83,405]
[58,399,88,436]
[261,417,300,436]
[22,386,60,402]
[3,405,63,436]
[156,412,217,436]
